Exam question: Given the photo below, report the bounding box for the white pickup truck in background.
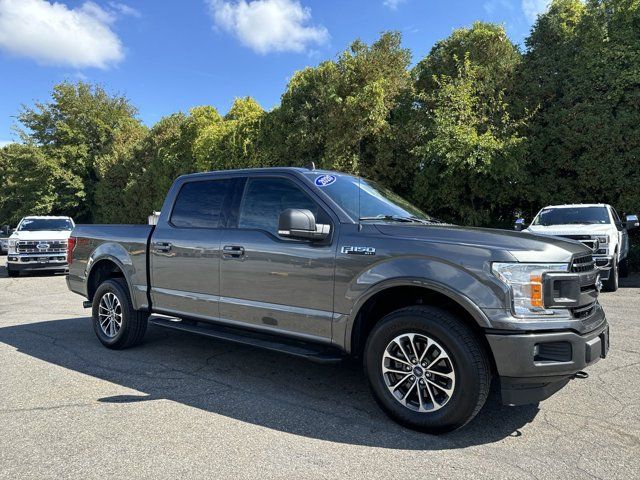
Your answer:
[515,204,639,292]
[5,216,75,277]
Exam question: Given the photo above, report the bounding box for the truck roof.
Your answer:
[541,204,609,209]
[179,167,347,180]
[21,215,73,219]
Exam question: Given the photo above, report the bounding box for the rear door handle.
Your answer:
[154,242,172,253]
[222,245,245,259]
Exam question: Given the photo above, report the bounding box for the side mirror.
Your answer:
[514,218,526,231]
[1,225,8,235]
[625,214,639,230]
[278,209,330,241]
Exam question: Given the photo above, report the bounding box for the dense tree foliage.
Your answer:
[1,1,639,262]
[518,0,640,220]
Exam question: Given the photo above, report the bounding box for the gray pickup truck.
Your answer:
[66,168,609,432]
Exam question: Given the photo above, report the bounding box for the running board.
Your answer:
[148,316,345,364]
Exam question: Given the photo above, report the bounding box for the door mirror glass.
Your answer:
[278,209,330,240]
[625,214,639,230]
[514,218,526,231]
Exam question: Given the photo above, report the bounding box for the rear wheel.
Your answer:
[603,256,619,292]
[364,306,491,433]
[92,278,148,349]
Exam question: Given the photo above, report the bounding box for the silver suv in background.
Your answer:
[515,204,638,291]
[6,216,75,277]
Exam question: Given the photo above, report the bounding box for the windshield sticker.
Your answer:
[315,174,336,187]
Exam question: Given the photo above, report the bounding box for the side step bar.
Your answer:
[148,316,345,364]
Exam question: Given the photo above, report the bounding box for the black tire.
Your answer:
[364,306,491,434]
[7,268,19,277]
[619,258,629,278]
[92,278,148,349]
[603,256,619,292]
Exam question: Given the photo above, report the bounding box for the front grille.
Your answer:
[17,240,67,254]
[560,235,597,251]
[571,254,595,272]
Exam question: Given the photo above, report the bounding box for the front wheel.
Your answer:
[92,278,148,349]
[7,268,19,277]
[364,306,491,433]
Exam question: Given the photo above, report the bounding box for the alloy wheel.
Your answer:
[98,292,122,338]
[381,333,456,412]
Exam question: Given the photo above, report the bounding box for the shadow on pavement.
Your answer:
[619,273,640,288]
[0,316,539,450]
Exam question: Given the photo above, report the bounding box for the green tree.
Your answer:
[411,23,525,225]
[412,55,526,226]
[93,119,148,223]
[519,0,640,217]
[269,32,413,178]
[16,81,141,221]
[0,144,83,225]
[414,21,521,99]
[193,97,265,171]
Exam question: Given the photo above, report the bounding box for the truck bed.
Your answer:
[66,224,154,310]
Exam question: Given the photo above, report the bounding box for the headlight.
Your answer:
[492,262,569,317]
[8,240,17,254]
[596,235,608,244]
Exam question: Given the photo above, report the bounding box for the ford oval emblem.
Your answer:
[315,174,336,187]
[37,242,50,250]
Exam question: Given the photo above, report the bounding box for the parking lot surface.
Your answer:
[0,255,638,479]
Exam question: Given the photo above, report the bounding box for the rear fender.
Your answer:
[86,242,146,310]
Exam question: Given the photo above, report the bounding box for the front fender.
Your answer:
[340,256,507,352]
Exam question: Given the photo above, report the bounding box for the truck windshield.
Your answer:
[18,218,74,231]
[309,173,436,223]
[532,207,610,226]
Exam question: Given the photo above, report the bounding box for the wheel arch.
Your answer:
[346,279,495,370]
[86,257,131,306]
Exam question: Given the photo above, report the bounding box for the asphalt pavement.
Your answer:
[0,255,638,479]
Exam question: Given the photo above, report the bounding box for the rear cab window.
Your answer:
[170,179,234,228]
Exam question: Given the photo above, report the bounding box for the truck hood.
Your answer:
[525,224,612,236]
[10,230,72,241]
[374,224,591,263]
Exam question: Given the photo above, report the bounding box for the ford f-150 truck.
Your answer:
[6,216,75,276]
[515,204,639,292]
[66,168,609,433]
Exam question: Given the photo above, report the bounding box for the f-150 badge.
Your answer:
[341,246,376,255]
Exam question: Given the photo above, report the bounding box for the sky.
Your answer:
[0,0,551,145]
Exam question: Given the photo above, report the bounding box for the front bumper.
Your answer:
[592,254,613,279]
[486,317,609,405]
[7,254,68,271]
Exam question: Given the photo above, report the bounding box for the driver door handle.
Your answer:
[222,245,245,259]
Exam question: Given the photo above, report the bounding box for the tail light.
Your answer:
[67,237,76,264]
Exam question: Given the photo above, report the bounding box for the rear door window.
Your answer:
[171,179,234,228]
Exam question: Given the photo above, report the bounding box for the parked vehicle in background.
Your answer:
[0,225,12,254]
[515,204,639,292]
[6,216,75,277]
[66,168,608,433]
